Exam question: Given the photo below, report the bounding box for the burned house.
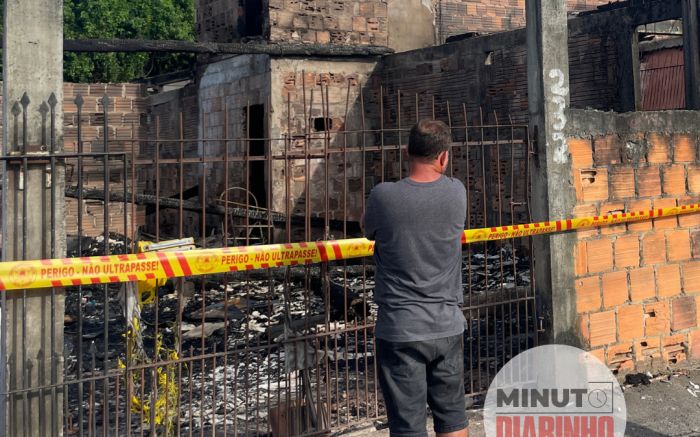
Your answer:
[4,0,700,435]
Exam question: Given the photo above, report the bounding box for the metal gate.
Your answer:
[0,84,537,435]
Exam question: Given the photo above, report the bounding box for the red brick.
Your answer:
[667,229,691,262]
[576,276,601,314]
[662,334,687,364]
[615,235,640,269]
[688,166,700,193]
[663,165,687,195]
[678,196,700,228]
[636,337,662,362]
[574,204,599,239]
[656,264,682,298]
[618,304,645,341]
[611,167,635,200]
[630,267,656,301]
[593,135,621,165]
[603,271,629,308]
[352,16,367,31]
[607,342,635,374]
[694,231,700,259]
[671,296,697,332]
[636,166,661,198]
[587,238,614,273]
[653,198,679,230]
[316,30,331,43]
[627,199,653,232]
[673,134,697,162]
[579,315,590,347]
[697,296,700,328]
[690,330,700,360]
[575,240,588,277]
[645,301,670,336]
[600,202,627,235]
[683,261,700,294]
[642,232,667,266]
[648,133,670,164]
[569,137,594,168]
[590,310,617,347]
[589,348,606,365]
[575,168,609,203]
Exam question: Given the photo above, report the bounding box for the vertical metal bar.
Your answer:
[463,104,472,295]
[100,95,111,437]
[244,100,252,436]
[48,92,59,437]
[20,93,30,437]
[175,112,185,437]
[75,93,85,437]
[478,107,487,392]
[446,101,453,177]
[508,115,517,364]
[222,107,230,437]
[397,91,402,179]
[321,81,332,431]
[155,117,161,242]
[379,86,385,183]
[461,104,474,394]
[187,346,193,437]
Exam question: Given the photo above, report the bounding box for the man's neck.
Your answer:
[408,163,443,183]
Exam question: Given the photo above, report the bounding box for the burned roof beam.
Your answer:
[50,38,394,57]
[569,0,682,37]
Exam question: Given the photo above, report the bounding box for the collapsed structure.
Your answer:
[3,0,700,435]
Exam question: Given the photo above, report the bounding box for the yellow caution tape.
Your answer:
[1,203,698,291]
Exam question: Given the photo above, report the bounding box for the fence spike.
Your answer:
[20,92,30,108]
[48,92,58,108]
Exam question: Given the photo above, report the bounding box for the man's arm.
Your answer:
[363,188,380,240]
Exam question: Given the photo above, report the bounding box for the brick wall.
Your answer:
[381,25,618,125]
[0,83,148,239]
[269,0,388,45]
[143,84,200,238]
[438,0,615,39]
[196,0,614,46]
[196,0,244,42]
[63,83,148,238]
[568,111,700,373]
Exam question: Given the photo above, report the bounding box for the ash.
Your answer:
[61,236,534,435]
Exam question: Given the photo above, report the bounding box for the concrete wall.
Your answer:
[193,54,271,238]
[143,84,200,238]
[566,110,700,373]
[387,0,435,52]
[269,58,379,238]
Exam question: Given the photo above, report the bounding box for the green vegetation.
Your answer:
[2,0,196,82]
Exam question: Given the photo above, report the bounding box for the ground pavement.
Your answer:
[339,369,700,437]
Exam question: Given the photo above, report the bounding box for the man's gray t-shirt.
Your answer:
[364,175,467,342]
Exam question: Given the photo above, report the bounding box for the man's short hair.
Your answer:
[408,119,451,160]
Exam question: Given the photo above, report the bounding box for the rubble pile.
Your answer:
[61,235,535,434]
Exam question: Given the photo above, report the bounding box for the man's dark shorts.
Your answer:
[376,333,468,437]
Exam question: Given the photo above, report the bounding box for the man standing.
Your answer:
[363,120,468,437]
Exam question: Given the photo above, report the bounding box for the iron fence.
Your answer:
[0,84,537,436]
